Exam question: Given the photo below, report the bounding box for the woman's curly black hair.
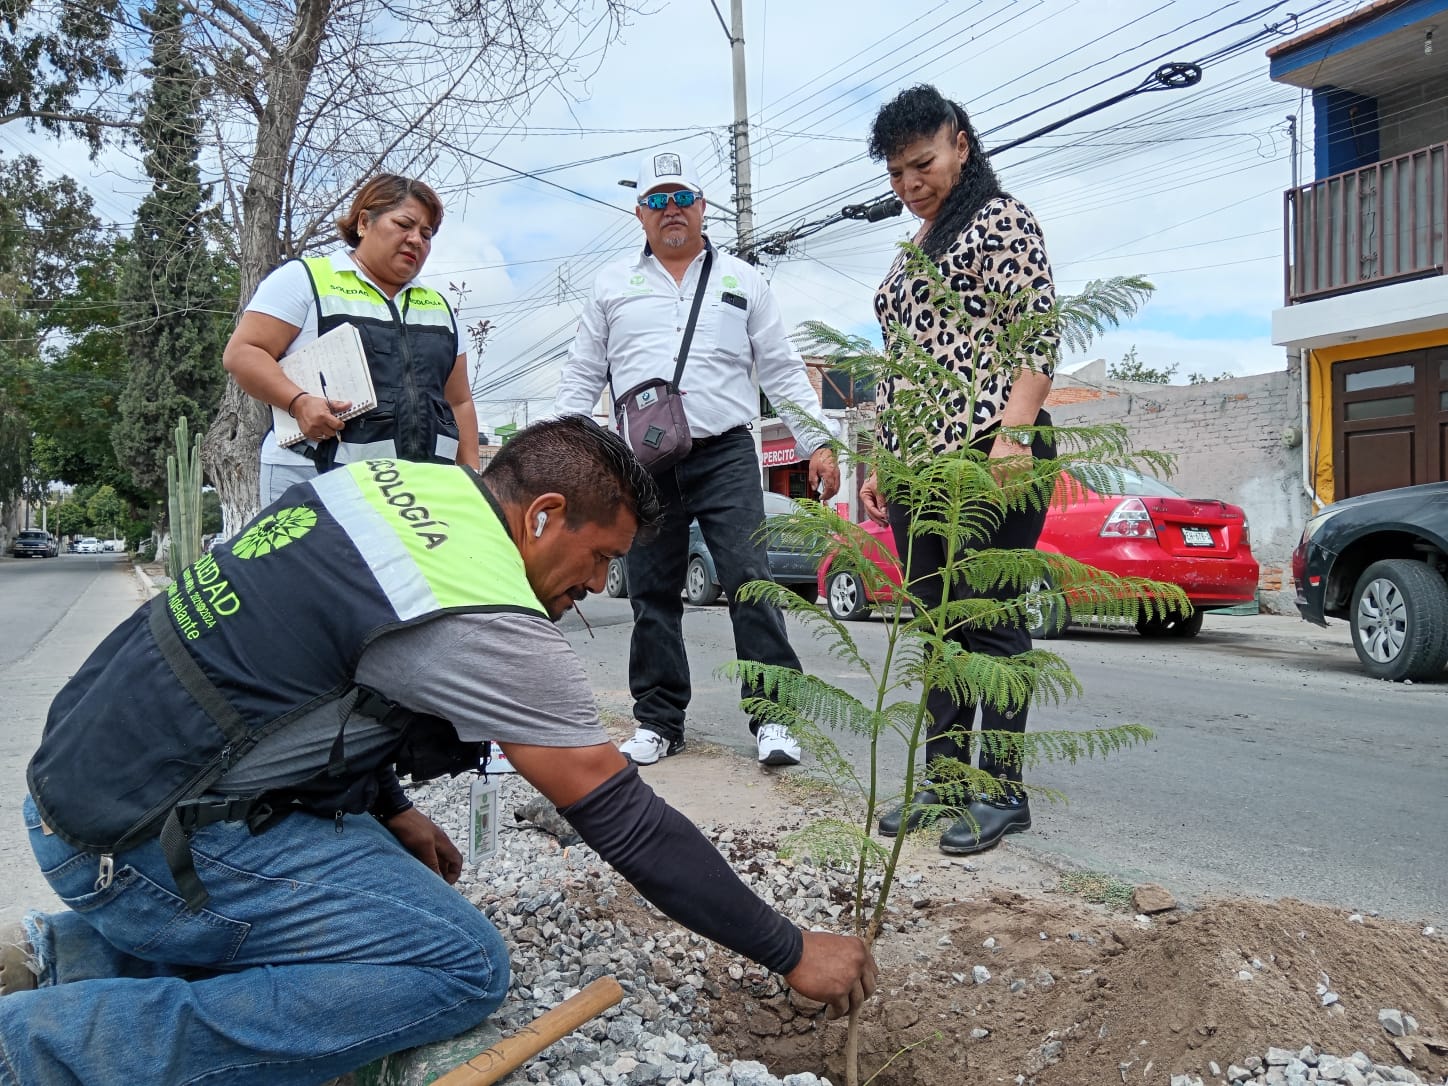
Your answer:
[868,84,1006,259]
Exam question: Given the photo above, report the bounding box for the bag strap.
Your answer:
[670,247,713,390]
[608,245,716,399]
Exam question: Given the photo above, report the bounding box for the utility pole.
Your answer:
[1286,114,1300,190]
[728,0,754,256]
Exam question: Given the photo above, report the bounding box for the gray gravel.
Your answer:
[412,771,840,1086]
[1174,1043,1448,1085]
[413,772,1447,1086]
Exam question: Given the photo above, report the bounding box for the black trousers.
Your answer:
[887,410,1055,784]
[626,427,802,743]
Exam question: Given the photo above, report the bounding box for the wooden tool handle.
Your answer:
[432,976,625,1086]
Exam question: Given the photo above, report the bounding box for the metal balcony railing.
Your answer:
[1284,140,1447,304]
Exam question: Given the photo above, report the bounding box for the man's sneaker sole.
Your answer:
[621,738,686,766]
[758,749,800,767]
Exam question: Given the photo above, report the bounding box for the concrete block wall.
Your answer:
[1376,81,1448,160]
[1048,367,1308,614]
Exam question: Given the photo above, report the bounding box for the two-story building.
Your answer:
[1268,0,1448,504]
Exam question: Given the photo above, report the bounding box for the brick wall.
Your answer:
[1048,365,1308,614]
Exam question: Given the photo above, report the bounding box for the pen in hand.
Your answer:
[316,372,336,443]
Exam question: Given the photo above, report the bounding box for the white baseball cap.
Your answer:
[635,149,704,197]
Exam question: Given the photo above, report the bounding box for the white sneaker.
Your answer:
[619,728,682,766]
[755,722,801,767]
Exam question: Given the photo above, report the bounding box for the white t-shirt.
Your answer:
[246,252,465,466]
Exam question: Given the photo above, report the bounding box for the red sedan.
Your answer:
[818,466,1259,638]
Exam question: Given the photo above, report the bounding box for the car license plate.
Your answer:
[1181,527,1215,547]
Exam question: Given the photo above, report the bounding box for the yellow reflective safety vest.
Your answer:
[301,256,462,467]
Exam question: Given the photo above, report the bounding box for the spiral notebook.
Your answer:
[271,323,378,447]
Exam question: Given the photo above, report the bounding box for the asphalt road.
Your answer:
[565,593,1448,925]
[0,551,142,921]
[0,551,128,669]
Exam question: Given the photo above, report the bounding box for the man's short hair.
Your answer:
[483,416,662,538]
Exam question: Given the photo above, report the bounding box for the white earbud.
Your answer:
[534,512,548,538]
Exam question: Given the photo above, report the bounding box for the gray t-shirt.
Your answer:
[214,610,606,793]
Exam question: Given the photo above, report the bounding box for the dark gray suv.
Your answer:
[605,492,820,605]
[10,529,59,558]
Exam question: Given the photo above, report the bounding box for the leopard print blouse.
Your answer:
[873,195,1057,456]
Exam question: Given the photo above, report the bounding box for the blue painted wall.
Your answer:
[1312,86,1380,179]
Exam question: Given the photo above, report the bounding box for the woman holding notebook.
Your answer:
[224,174,479,505]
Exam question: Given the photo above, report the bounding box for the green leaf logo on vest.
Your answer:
[722,275,739,289]
[232,507,318,559]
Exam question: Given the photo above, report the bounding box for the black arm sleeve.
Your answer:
[559,763,803,975]
[370,767,413,820]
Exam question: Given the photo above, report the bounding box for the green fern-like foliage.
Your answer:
[726,248,1180,943]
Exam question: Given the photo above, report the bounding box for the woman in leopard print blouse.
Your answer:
[864,84,1058,858]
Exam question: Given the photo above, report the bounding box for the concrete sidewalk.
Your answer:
[0,563,153,923]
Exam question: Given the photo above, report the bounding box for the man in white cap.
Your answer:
[554,148,839,768]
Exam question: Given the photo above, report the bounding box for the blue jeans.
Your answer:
[626,427,803,744]
[0,795,509,1085]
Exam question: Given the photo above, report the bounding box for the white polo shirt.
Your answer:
[553,241,831,456]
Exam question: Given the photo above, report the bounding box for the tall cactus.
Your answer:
[166,416,204,579]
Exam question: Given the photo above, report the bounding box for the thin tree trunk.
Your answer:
[202,0,331,533]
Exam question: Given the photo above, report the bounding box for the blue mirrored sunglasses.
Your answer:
[638,190,699,210]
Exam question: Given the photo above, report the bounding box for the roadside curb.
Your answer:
[131,561,161,600]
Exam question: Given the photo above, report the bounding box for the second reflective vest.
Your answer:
[301,256,462,466]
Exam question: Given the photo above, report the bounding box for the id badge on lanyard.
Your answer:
[468,774,500,865]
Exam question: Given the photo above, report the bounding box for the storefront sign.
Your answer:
[760,437,799,468]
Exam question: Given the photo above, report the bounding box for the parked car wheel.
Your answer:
[825,569,869,621]
[685,556,722,605]
[605,557,628,599]
[1025,576,1066,640]
[1349,559,1448,681]
[1136,607,1204,639]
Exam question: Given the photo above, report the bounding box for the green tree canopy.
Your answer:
[86,483,125,535]
[0,153,113,502]
[51,497,87,537]
[111,0,230,494]
[0,0,125,151]
[1108,345,1178,384]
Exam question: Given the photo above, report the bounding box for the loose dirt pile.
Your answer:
[634,744,1447,1086]
[701,887,1447,1085]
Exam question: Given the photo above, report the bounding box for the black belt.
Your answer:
[691,425,750,446]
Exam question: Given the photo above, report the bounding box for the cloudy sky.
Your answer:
[5,0,1362,434]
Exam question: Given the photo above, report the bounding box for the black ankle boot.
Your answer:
[877,788,941,837]
[938,796,1031,855]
